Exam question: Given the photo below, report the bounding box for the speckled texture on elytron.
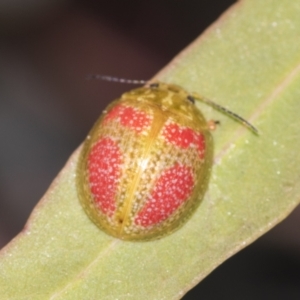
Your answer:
[77,83,213,241]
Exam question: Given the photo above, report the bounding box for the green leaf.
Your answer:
[1,0,300,298]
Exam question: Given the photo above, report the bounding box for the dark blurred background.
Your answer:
[0,0,299,299]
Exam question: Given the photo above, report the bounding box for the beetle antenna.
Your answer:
[86,74,148,85]
[191,93,258,134]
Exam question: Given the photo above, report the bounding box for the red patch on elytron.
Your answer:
[88,137,122,216]
[163,123,205,159]
[135,164,194,227]
[104,104,151,133]
[194,133,205,159]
